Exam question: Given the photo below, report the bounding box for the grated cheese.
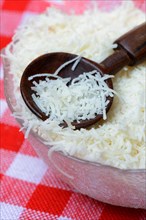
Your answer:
[30,58,115,123]
[4,1,146,169]
[54,55,81,75]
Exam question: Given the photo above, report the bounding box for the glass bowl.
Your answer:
[3,47,146,209]
[3,0,146,209]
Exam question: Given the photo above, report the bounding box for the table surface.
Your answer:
[0,0,146,219]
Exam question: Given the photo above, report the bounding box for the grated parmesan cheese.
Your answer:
[4,1,146,169]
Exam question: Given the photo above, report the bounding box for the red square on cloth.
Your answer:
[0,123,24,152]
[0,36,12,50]
[0,173,4,180]
[2,0,30,12]
[26,184,72,215]
[0,175,37,207]
[0,79,5,99]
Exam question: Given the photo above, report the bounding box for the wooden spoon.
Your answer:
[20,22,146,129]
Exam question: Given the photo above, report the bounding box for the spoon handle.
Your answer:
[115,22,146,65]
[100,22,146,75]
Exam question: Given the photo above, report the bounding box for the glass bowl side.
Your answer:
[28,132,146,209]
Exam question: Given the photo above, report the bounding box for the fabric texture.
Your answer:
[0,0,146,219]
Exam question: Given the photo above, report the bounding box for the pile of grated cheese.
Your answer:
[30,58,115,124]
[5,1,146,169]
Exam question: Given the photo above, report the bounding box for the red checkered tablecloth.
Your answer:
[0,0,146,219]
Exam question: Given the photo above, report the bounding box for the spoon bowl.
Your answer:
[20,52,114,129]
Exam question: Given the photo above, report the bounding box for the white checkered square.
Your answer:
[0,100,8,118]
[1,202,24,220]
[57,217,72,220]
[0,64,4,79]
[6,153,48,184]
[46,0,63,4]
[20,11,38,25]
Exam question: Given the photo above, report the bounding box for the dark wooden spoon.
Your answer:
[20,22,146,129]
